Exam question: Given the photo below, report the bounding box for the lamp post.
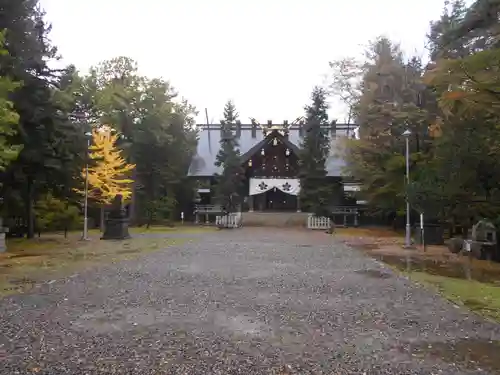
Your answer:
[402,129,411,248]
[82,131,92,241]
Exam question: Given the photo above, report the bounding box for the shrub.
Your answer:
[35,193,82,234]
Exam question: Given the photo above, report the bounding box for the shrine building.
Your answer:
[188,120,361,225]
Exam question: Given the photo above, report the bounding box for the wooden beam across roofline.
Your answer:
[247,118,296,136]
[196,121,357,129]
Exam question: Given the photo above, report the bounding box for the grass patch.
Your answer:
[408,271,500,322]
[378,253,500,284]
[335,227,400,238]
[0,231,186,298]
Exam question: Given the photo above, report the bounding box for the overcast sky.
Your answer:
[40,0,448,123]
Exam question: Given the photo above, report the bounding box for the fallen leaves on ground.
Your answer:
[0,230,183,298]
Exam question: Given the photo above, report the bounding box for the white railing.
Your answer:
[331,206,358,214]
[307,215,331,230]
[195,204,223,213]
[216,213,242,228]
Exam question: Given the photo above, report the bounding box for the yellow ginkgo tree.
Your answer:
[77,127,135,206]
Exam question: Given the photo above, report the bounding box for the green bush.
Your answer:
[35,193,82,233]
[143,196,177,227]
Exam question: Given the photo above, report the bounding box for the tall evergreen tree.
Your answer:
[298,87,332,215]
[214,100,244,213]
[0,0,82,238]
[0,31,22,171]
[420,0,500,227]
[336,38,433,218]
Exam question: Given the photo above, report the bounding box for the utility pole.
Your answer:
[403,129,411,248]
[81,132,92,241]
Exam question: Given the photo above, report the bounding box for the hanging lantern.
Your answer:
[285,148,290,156]
[273,138,278,146]
[248,159,252,167]
[261,148,265,156]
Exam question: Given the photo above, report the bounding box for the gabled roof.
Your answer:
[239,130,300,163]
[188,123,356,177]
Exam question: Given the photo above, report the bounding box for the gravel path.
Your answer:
[1,228,499,374]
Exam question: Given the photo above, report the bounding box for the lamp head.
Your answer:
[402,129,411,137]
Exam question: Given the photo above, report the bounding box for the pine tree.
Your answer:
[0,31,22,171]
[0,0,59,238]
[298,87,332,216]
[76,127,135,204]
[214,100,244,213]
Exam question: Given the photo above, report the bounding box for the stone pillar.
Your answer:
[195,213,199,224]
[205,213,209,224]
[296,195,301,212]
[0,218,8,253]
[249,195,254,212]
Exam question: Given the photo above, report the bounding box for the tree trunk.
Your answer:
[100,206,105,232]
[146,207,153,229]
[26,176,35,239]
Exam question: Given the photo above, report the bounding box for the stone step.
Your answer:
[241,212,309,227]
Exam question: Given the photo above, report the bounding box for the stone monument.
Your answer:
[0,217,9,252]
[101,195,131,240]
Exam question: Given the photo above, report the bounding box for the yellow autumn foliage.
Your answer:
[76,127,135,204]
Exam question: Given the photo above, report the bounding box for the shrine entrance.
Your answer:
[260,188,297,211]
[248,178,301,212]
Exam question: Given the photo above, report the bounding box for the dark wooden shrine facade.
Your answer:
[241,130,300,179]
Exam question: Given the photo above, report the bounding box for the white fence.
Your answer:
[195,204,223,213]
[307,215,331,230]
[216,213,242,228]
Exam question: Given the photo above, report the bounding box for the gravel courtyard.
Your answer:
[1,228,499,374]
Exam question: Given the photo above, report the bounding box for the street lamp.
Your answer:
[82,131,92,241]
[402,129,411,248]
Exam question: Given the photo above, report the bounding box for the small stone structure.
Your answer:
[447,219,498,260]
[471,219,497,243]
[101,195,131,240]
[0,218,9,252]
[470,219,497,259]
[447,237,464,254]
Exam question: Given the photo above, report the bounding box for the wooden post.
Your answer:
[420,213,426,252]
[249,195,254,212]
[296,196,301,212]
[343,214,347,227]
[205,213,209,224]
[354,212,359,227]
